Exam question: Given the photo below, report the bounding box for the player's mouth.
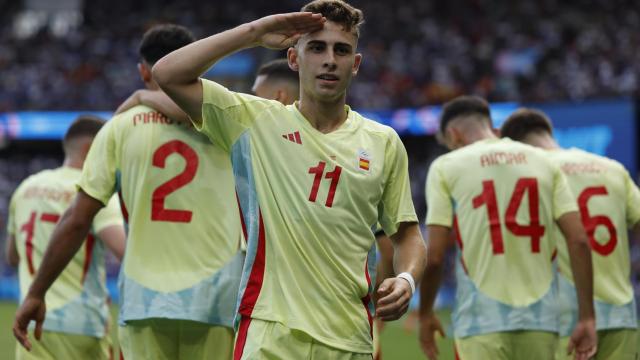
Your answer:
[317,73,340,85]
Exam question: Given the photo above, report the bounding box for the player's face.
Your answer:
[290,21,362,102]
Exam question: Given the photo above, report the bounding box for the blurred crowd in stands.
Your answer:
[1,0,640,112]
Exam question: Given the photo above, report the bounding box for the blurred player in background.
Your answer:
[252,58,300,104]
[14,24,244,360]
[7,116,125,359]
[418,96,596,360]
[151,0,427,358]
[501,108,640,360]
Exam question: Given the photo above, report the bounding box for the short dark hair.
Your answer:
[302,0,364,37]
[439,96,492,134]
[257,59,299,83]
[500,108,554,141]
[139,24,195,65]
[63,115,105,146]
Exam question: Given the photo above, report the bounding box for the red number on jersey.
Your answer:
[20,211,61,275]
[472,178,545,254]
[151,140,199,223]
[307,161,342,208]
[577,186,617,256]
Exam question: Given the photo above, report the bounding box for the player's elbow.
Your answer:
[152,57,183,90]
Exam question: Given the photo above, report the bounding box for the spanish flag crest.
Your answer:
[357,149,371,172]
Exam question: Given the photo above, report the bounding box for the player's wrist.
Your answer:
[396,272,415,295]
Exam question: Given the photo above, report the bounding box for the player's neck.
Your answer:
[62,157,83,169]
[465,128,497,145]
[297,94,348,134]
[523,133,559,150]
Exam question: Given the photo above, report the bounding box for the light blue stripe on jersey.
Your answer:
[229,132,260,329]
[41,241,108,337]
[557,274,637,336]
[118,251,243,327]
[453,251,559,338]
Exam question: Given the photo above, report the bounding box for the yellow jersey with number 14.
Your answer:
[197,79,417,354]
[425,138,577,338]
[78,105,242,327]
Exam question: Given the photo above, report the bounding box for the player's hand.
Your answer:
[418,312,445,360]
[375,277,412,321]
[251,12,326,49]
[567,318,597,360]
[13,295,46,351]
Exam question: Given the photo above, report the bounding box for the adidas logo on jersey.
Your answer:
[282,131,302,144]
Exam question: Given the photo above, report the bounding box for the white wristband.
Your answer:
[396,272,415,295]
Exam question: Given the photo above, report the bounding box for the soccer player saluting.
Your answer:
[8,116,125,359]
[13,24,243,360]
[152,0,427,358]
[501,108,640,360]
[418,96,597,360]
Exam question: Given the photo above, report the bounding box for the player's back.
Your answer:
[79,104,242,325]
[427,137,577,336]
[551,148,639,331]
[9,167,117,336]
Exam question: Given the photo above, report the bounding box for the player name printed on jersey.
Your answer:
[480,151,527,167]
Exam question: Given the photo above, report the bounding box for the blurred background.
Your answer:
[0,0,639,357]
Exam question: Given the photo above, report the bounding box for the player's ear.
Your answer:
[352,53,362,76]
[138,62,152,83]
[287,47,300,72]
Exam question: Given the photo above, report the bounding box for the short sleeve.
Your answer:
[197,79,277,152]
[552,164,578,219]
[624,171,640,228]
[91,195,124,234]
[377,131,418,236]
[425,158,454,227]
[78,120,118,205]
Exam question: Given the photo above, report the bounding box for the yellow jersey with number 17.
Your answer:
[78,105,242,327]
[425,138,577,338]
[7,167,122,337]
[551,148,640,335]
[197,79,417,354]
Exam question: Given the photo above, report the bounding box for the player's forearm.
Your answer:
[390,223,427,283]
[419,260,443,317]
[153,23,259,87]
[27,209,92,298]
[567,236,595,320]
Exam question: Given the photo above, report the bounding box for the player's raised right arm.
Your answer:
[152,12,325,124]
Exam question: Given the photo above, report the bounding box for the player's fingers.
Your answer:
[34,319,43,341]
[566,339,575,355]
[436,323,446,338]
[12,323,31,351]
[377,285,406,306]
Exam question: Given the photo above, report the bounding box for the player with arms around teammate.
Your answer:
[418,96,597,360]
[501,108,640,360]
[8,116,125,360]
[14,25,243,360]
[152,1,427,358]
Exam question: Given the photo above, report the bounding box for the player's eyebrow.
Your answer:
[306,40,353,52]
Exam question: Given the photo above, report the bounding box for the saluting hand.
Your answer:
[13,295,46,351]
[252,12,326,49]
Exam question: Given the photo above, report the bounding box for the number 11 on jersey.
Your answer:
[308,161,342,208]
